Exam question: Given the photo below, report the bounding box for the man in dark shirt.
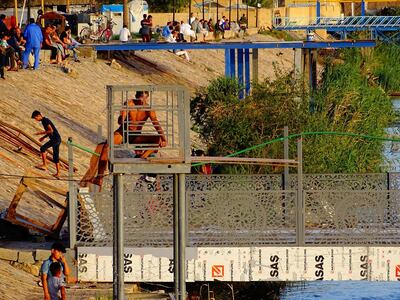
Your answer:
[0,15,7,36]
[31,110,62,178]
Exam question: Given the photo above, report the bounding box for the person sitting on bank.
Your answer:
[31,110,62,178]
[239,14,248,34]
[119,24,131,43]
[60,26,80,62]
[113,91,167,158]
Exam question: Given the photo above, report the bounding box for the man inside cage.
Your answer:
[113,91,167,158]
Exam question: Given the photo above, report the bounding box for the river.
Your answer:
[281,281,400,299]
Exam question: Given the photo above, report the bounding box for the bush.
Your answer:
[191,48,395,174]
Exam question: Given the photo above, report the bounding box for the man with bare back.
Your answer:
[113,91,167,158]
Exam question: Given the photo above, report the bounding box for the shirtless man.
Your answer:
[113,91,167,158]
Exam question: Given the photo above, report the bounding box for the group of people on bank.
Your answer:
[0,14,79,79]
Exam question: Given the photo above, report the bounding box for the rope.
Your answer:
[191,131,400,167]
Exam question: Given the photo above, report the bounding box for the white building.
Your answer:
[100,0,148,34]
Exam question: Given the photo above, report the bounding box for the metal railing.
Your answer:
[273,16,400,31]
[74,173,400,248]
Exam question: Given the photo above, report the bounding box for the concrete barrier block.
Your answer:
[0,248,18,261]
[34,249,51,262]
[79,47,96,61]
[40,49,52,63]
[18,251,35,264]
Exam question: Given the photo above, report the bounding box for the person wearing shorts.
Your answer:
[31,110,62,178]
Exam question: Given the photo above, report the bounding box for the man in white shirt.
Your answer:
[119,25,131,43]
[180,21,196,39]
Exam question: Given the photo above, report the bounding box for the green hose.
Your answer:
[191,131,400,167]
[67,139,100,157]
[66,131,400,166]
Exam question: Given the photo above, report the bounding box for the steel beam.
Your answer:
[91,40,376,52]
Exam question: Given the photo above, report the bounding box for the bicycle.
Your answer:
[80,16,116,43]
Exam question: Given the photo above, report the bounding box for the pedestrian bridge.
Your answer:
[75,173,400,282]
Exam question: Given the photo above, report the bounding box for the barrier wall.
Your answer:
[78,246,400,282]
[151,8,273,29]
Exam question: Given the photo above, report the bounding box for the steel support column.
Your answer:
[296,138,304,246]
[252,48,258,84]
[283,127,289,223]
[316,0,321,20]
[244,49,250,95]
[67,138,77,250]
[230,49,236,78]
[113,174,124,300]
[238,49,244,99]
[178,173,186,300]
[173,174,179,297]
[225,49,231,77]
[361,0,366,17]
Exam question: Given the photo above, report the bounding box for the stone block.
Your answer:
[0,248,18,261]
[40,49,52,63]
[79,46,96,61]
[18,251,35,264]
[34,249,51,262]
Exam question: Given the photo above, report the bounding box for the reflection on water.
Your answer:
[281,281,400,300]
[383,99,400,172]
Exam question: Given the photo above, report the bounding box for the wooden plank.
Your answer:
[191,156,298,166]
[0,120,77,171]
[52,203,68,233]
[4,217,54,235]
[30,189,67,210]
[24,177,67,196]
[6,179,27,219]
[13,213,53,231]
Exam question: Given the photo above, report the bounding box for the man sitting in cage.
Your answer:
[113,90,167,159]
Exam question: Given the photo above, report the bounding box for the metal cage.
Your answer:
[106,85,191,174]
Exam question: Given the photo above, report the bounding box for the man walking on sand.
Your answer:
[31,110,61,178]
[40,242,70,300]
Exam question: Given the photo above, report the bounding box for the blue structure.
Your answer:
[275,16,400,41]
[90,40,376,98]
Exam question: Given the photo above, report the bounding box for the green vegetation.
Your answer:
[191,47,398,174]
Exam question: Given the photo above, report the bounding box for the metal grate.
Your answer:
[75,174,400,247]
[304,190,400,245]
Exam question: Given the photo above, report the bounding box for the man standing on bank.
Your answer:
[31,110,62,178]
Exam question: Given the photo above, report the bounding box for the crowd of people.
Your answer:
[145,13,248,61]
[0,14,80,80]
